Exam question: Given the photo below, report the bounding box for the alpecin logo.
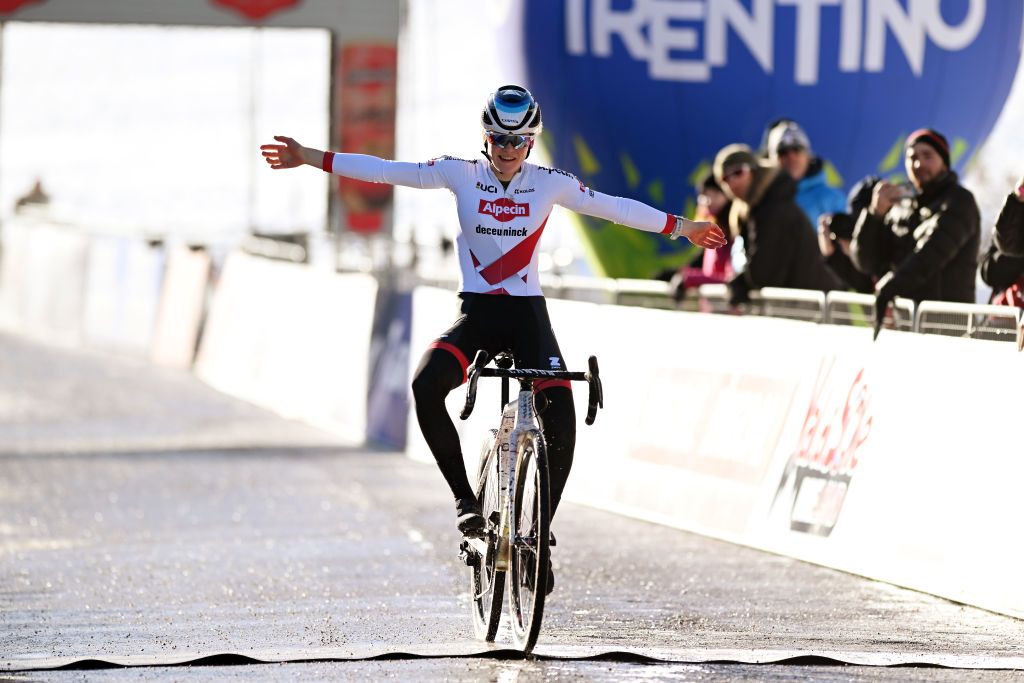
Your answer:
[770,358,872,538]
[478,198,530,223]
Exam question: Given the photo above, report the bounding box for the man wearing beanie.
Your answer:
[850,128,980,336]
[713,143,843,306]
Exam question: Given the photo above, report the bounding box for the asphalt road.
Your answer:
[2,332,1023,681]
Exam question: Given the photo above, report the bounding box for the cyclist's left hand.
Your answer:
[684,221,728,249]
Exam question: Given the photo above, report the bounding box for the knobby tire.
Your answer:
[471,430,504,641]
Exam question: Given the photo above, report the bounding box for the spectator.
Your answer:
[714,143,843,306]
[850,128,980,335]
[979,175,1024,305]
[670,171,734,302]
[816,175,877,293]
[763,119,846,228]
[993,174,1024,257]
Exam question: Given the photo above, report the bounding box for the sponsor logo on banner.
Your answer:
[478,198,530,222]
[562,0,989,84]
[210,0,300,21]
[770,358,872,537]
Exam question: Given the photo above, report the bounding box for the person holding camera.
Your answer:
[979,175,1024,306]
[850,128,980,336]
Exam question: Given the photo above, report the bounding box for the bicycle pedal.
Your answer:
[458,540,480,568]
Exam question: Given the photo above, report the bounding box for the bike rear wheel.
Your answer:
[509,429,550,652]
[470,430,505,641]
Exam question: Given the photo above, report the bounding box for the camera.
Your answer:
[893,181,917,200]
[824,212,855,242]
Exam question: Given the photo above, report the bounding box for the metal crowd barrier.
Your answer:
[409,268,1023,346]
[824,290,915,333]
[756,287,827,323]
[690,284,1018,342]
[915,300,1021,342]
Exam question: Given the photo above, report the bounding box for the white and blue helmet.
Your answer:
[481,84,543,136]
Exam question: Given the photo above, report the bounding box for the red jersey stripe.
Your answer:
[478,214,549,285]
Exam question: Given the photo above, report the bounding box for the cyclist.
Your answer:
[261,84,726,548]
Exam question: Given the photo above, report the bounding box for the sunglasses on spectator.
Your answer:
[722,165,750,181]
[776,145,806,157]
[487,132,534,149]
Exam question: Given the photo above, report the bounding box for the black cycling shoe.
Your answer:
[455,496,485,537]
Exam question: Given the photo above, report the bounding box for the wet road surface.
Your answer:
[2,332,1023,681]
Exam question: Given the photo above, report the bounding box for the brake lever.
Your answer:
[459,350,490,420]
[584,355,603,426]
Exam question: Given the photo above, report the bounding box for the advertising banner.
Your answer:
[365,285,412,448]
[336,44,397,234]
[523,1,1022,233]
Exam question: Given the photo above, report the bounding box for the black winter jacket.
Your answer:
[980,192,1024,298]
[850,171,979,303]
[993,192,1024,257]
[728,167,844,295]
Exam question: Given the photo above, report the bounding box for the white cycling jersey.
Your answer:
[324,152,675,296]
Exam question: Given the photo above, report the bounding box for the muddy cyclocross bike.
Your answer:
[458,349,603,652]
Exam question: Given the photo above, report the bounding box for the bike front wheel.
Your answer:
[471,429,505,641]
[509,429,551,652]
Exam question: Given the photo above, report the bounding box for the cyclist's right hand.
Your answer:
[260,135,307,170]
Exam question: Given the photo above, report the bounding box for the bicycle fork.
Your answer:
[496,384,537,571]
